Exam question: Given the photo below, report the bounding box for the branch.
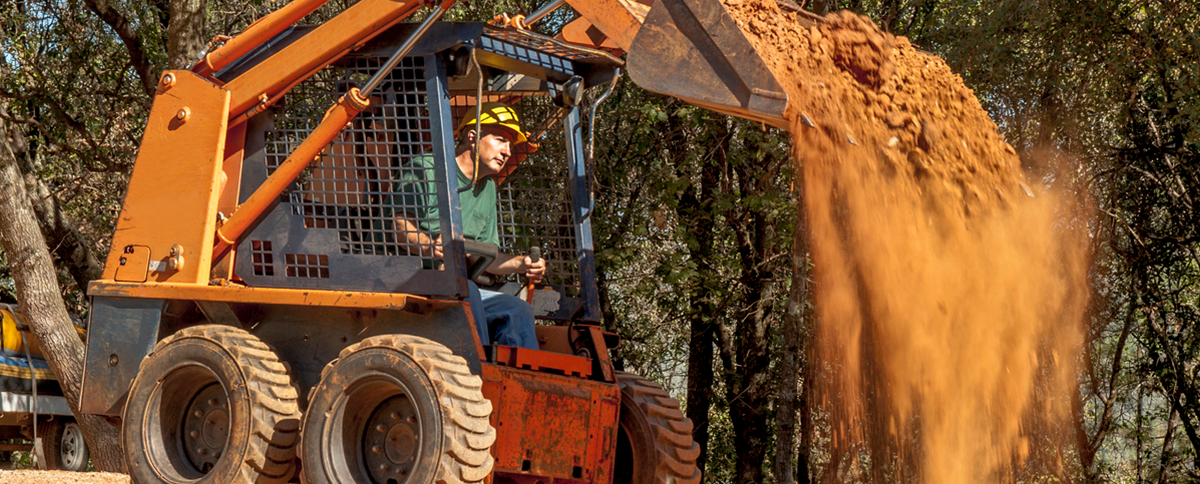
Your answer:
[0,90,98,151]
[0,106,132,173]
[82,0,157,97]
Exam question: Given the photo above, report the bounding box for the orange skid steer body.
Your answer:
[77,0,792,482]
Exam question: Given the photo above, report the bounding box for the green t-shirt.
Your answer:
[394,154,499,245]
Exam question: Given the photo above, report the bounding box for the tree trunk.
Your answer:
[167,0,207,69]
[797,359,813,484]
[729,256,774,484]
[0,113,124,472]
[773,280,800,484]
[684,261,716,478]
[1157,408,1176,484]
[679,113,726,479]
[775,184,811,484]
[5,119,104,294]
[727,152,781,484]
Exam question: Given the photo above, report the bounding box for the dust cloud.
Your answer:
[724,2,1091,481]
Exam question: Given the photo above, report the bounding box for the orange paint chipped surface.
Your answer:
[724,2,1091,481]
[87,281,430,310]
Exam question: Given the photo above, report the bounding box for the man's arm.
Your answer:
[393,213,543,283]
[487,253,545,284]
[394,216,443,259]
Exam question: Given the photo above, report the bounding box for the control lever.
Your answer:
[526,246,541,304]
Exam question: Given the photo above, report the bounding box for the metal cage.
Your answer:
[234,23,619,322]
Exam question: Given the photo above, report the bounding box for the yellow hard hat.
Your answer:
[457,102,528,144]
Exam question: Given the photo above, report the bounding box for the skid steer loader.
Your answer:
[77,0,797,481]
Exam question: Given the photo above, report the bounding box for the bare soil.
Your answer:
[0,469,129,483]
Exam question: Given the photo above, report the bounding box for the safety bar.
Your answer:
[524,0,566,26]
[361,0,453,93]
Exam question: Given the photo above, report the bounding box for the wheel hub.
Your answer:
[183,383,229,473]
[363,394,420,483]
[61,422,85,470]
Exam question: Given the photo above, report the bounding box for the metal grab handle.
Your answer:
[361,0,454,95]
[524,0,566,27]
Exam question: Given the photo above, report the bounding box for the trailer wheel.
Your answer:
[613,372,702,484]
[300,335,495,484]
[123,325,301,483]
[35,417,90,472]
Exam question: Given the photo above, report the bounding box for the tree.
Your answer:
[0,110,123,470]
[0,0,211,470]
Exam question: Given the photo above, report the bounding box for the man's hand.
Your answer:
[523,255,545,284]
[483,250,546,281]
[395,216,444,259]
[432,235,444,260]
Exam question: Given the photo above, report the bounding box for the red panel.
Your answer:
[493,345,592,378]
[481,364,620,483]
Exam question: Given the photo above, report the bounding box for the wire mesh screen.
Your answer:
[479,26,615,74]
[450,95,582,297]
[263,56,443,267]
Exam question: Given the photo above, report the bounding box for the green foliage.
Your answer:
[0,447,35,469]
[0,0,160,291]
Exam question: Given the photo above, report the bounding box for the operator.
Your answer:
[392,102,545,350]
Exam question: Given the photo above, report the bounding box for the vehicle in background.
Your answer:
[0,305,89,472]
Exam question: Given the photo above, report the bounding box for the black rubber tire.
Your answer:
[612,372,702,484]
[300,335,495,484]
[123,324,301,483]
[35,417,90,472]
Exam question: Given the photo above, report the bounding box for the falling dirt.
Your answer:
[723,2,1091,482]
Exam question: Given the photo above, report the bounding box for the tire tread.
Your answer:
[149,325,302,484]
[307,334,495,484]
[616,372,702,484]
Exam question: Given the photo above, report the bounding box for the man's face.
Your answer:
[473,125,517,177]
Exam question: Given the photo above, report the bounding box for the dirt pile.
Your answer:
[724,2,1090,481]
[0,469,129,483]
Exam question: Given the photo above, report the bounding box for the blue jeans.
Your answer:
[467,281,539,350]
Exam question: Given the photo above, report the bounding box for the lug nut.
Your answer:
[407,416,417,424]
[371,445,382,454]
[209,398,220,407]
[376,424,387,432]
[197,448,207,456]
[390,412,401,420]
[189,430,199,438]
[378,464,389,472]
[194,410,204,418]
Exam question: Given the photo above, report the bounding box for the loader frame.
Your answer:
[79,19,698,484]
[65,0,815,475]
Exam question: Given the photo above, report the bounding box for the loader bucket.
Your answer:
[625,0,791,129]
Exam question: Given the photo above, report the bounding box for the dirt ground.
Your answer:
[0,469,129,483]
